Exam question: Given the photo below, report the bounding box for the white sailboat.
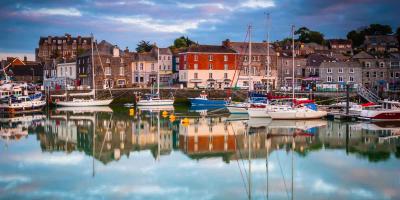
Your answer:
[54,34,113,107]
[269,26,326,120]
[137,46,174,106]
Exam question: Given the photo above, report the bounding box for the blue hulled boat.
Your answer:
[188,92,227,106]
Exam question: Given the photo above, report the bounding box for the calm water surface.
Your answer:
[0,106,399,200]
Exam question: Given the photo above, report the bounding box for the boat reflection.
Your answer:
[10,109,397,165]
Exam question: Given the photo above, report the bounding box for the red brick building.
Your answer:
[178,45,238,89]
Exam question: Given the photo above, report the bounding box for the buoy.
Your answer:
[169,114,175,119]
[162,111,168,116]
[182,118,190,124]
[129,108,134,116]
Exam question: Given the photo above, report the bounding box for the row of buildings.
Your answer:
[1,33,399,94]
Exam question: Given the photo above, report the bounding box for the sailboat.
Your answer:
[54,34,113,107]
[137,46,174,106]
[269,26,326,120]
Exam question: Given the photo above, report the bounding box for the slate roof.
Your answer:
[351,51,374,59]
[159,48,172,55]
[185,45,236,53]
[229,42,276,55]
[38,34,92,45]
[133,52,157,62]
[306,53,336,67]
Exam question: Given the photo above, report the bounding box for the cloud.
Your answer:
[22,7,82,17]
[313,179,337,193]
[105,15,211,33]
[12,153,85,165]
[176,0,275,11]
[240,0,276,9]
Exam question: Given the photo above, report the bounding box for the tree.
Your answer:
[136,40,153,53]
[347,24,394,47]
[294,27,325,44]
[170,36,196,49]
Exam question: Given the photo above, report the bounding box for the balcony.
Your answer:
[190,79,202,83]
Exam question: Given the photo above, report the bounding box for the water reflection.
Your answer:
[0,108,400,199]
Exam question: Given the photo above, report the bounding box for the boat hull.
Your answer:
[0,100,46,114]
[137,99,174,106]
[360,110,400,121]
[189,98,227,106]
[227,104,248,114]
[55,99,113,107]
[248,108,270,118]
[269,110,327,120]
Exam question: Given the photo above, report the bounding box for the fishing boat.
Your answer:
[54,34,113,107]
[137,47,174,106]
[359,100,400,121]
[188,91,227,106]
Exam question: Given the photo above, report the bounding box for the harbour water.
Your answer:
[0,107,399,200]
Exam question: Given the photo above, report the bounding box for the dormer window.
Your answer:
[379,62,385,68]
[365,62,370,68]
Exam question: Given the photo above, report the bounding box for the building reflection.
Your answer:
[31,108,400,164]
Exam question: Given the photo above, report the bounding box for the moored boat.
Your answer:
[188,91,227,106]
[359,100,400,121]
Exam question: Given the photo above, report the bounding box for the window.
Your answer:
[285,69,289,75]
[224,64,228,70]
[106,58,110,64]
[117,79,126,86]
[194,73,198,79]
[327,68,332,73]
[373,71,377,77]
[209,63,213,70]
[194,64,198,70]
[380,72,384,78]
[244,56,248,61]
[252,56,256,61]
[194,54,198,61]
[105,67,111,75]
[338,76,343,82]
[151,64,155,71]
[327,76,332,82]
[338,68,343,73]
[208,55,213,61]
[349,68,354,73]
[365,62,370,67]
[396,72,400,78]
[184,64,187,70]
[379,62,385,68]
[224,73,228,79]
[140,63,143,70]
[297,69,301,75]
[349,76,354,82]
[184,55,187,61]
[257,56,260,61]
[366,72,369,78]
[224,55,228,61]
[390,72,394,78]
[119,67,124,76]
[209,73,213,79]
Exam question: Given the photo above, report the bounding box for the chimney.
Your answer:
[124,47,129,53]
[222,39,231,48]
[24,56,27,62]
[113,45,120,57]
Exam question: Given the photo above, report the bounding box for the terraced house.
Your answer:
[76,40,132,89]
[179,45,238,89]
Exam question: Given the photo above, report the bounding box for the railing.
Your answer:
[357,85,381,103]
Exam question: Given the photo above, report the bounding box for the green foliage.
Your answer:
[347,24,394,47]
[170,36,196,49]
[136,40,153,53]
[76,47,86,56]
[294,27,325,44]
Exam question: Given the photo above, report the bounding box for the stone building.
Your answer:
[388,53,400,92]
[76,40,132,89]
[319,61,362,90]
[153,47,173,86]
[327,39,353,55]
[36,33,92,62]
[364,35,399,53]
[352,51,389,93]
[276,54,307,90]
[222,39,278,90]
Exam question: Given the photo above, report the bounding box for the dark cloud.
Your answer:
[0,0,399,56]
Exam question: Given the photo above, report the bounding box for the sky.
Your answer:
[0,0,399,60]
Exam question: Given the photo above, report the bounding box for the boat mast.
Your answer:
[248,25,252,92]
[157,46,160,97]
[291,25,295,101]
[266,13,270,94]
[91,33,96,100]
